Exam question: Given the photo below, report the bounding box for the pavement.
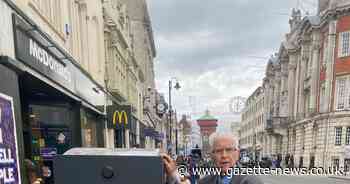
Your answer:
[328,175,350,181]
[258,175,350,184]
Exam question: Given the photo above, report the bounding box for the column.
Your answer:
[325,19,337,111]
[136,121,140,145]
[310,31,321,113]
[298,43,309,117]
[288,52,297,117]
[280,60,289,117]
[125,129,130,148]
[274,73,281,117]
[106,129,115,148]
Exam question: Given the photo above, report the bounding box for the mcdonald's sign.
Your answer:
[113,111,128,126]
[107,104,131,129]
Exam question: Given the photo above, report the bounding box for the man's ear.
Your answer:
[234,149,240,159]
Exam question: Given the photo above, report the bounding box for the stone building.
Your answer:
[0,0,160,182]
[243,0,350,170]
[0,0,108,182]
[103,0,141,149]
[120,0,159,149]
[179,115,192,155]
[240,87,265,160]
[280,0,350,169]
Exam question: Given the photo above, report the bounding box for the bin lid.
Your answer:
[63,148,161,157]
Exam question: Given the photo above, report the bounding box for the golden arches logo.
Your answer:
[113,111,128,126]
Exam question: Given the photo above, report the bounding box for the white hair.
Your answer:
[209,132,239,152]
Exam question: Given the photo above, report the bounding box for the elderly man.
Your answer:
[162,133,263,184]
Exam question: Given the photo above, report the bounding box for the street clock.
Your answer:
[156,103,167,117]
[157,103,166,113]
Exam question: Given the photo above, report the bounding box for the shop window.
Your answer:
[27,104,73,183]
[335,127,342,146]
[81,110,98,147]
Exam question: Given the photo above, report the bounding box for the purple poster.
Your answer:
[0,93,21,184]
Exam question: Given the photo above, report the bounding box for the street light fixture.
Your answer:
[168,78,181,155]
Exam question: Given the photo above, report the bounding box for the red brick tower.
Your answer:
[197,110,218,155]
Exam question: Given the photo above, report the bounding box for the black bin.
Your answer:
[53,148,165,184]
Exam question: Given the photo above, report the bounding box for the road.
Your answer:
[258,175,350,184]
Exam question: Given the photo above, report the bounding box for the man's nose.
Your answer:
[222,149,229,157]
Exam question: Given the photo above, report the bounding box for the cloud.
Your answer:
[148,0,318,123]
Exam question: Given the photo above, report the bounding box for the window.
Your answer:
[332,158,340,169]
[335,127,342,145]
[335,77,347,110]
[339,31,350,58]
[346,127,350,145]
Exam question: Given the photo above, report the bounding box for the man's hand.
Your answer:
[161,154,177,175]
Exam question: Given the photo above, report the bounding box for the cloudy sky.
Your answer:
[148,0,317,125]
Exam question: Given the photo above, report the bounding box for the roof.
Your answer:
[197,110,218,121]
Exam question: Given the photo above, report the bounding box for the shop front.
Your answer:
[107,104,139,148]
[0,12,106,183]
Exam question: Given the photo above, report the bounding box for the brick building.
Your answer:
[241,0,350,170]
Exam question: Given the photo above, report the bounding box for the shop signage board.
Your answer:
[13,15,74,92]
[13,14,105,114]
[107,104,131,129]
[0,93,21,184]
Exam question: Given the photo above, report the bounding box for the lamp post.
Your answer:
[168,78,180,155]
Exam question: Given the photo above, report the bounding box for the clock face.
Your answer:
[157,103,165,113]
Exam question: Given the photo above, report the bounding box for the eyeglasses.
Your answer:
[212,147,238,155]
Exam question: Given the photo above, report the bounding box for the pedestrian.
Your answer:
[271,157,277,169]
[162,132,263,184]
[24,159,43,184]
